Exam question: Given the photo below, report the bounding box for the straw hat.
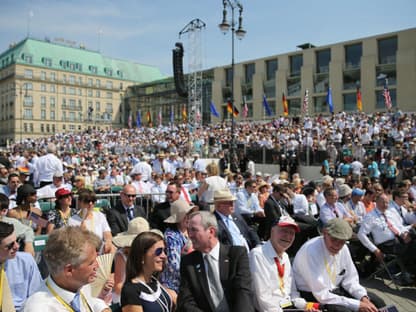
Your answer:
[112,217,150,248]
[213,189,236,202]
[338,184,352,198]
[164,199,195,224]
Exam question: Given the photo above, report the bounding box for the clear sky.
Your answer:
[1,0,415,76]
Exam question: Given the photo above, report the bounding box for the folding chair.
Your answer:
[366,253,401,290]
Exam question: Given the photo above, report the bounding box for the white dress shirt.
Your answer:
[292,237,367,311]
[249,241,306,311]
[319,202,351,225]
[34,153,63,185]
[23,276,108,311]
[357,207,410,252]
[235,189,262,215]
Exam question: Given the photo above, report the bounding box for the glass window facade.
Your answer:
[345,43,362,69]
[225,68,233,87]
[288,98,301,115]
[343,69,360,90]
[378,37,397,64]
[244,63,255,84]
[316,49,330,73]
[376,89,396,109]
[343,93,356,111]
[290,54,303,76]
[314,96,327,113]
[287,77,301,96]
[266,59,278,81]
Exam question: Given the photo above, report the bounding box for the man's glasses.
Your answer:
[123,193,136,198]
[82,198,96,203]
[4,240,17,251]
[165,191,175,194]
[154,247,167,256]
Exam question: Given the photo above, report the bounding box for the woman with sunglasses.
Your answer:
[68,188,114,254]
[8,183,44,235]
[121,231,174,312]
[45,188,76,233]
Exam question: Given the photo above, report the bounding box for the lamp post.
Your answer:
[16,83,28,143]
[219,0,246,172]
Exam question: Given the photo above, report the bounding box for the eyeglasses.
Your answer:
[123,193,136,198]
[165,191,175,194]
[4,240,17,251]
[154,247,167,256]
[82,198,96,203]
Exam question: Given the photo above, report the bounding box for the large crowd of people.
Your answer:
[0,110,415,311]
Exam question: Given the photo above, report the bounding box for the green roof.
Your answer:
[0,38,165,83]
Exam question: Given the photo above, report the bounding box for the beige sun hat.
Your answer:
[112,217,150,248]
[213,189,236,202]
[164,199,195,224]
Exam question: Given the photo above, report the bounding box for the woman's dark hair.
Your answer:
[77,188,96,203]
[125,231,164,281]
[0,221,14,243]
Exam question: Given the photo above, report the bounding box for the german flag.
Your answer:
[146,111,152,124]
[356,87,362,112]
[182,105,187,121]
[282,93,289,116]
[227,101,239,117]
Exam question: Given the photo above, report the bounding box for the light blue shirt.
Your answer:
[235,189,262,215]
[5,251,43,311]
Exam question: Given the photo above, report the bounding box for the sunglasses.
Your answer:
[4,240,17,251]
[154,247,167,257]
[165,191,175,194]
[123,193,136,198]
[82,198,96,203]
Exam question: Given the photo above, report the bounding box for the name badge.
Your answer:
[279,298,292,308]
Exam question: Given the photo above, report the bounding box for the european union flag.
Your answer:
[263,95,273,116]
[326,87,333,113]
[210,101,220,118]
[136,110,141,127]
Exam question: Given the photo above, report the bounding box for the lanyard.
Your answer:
[274,257,285,294]
[46,280,92,312]
[324,256,337,286]
[0,263,4,309]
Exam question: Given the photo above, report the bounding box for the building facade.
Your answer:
[0,38,165,145]
[130,28,416,126]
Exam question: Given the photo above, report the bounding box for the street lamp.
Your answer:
[15,83,29,143]
[219,0,246,171]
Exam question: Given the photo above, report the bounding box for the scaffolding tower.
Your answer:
[179,18,206,130]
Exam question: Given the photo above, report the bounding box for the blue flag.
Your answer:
[210,101,220,118]
[170,106,174,124]
[136,110,141,127]
[326,87,333,113]
[262,95,273,116]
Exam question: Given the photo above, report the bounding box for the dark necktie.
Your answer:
[204,254,224,308]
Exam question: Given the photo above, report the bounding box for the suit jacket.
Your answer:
[214,211,260,250]
[177,244,254,312]
[149,201,171,232]
[106,200,146,236]
[263,195,287,240]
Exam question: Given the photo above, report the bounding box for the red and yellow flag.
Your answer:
[282,93,289,116]
[146,111,152,124]
[182,105,187,122]
[356,87,362,112]
[227,101,239,117]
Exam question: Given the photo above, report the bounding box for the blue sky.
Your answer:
[1,0,415,76]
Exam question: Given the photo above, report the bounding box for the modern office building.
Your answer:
[129,27,416,125]
[0,37,165,145]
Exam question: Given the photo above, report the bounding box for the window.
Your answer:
[40,71,46,80]
[96,90,100,98]
[41,109,46,120]
[30,123,33,132]
[40,84,46,92]
[87,78,93,87]
[106,103,113,112]
[24,55,33,64]
[376,67,396,86]
[62,74,66,83]
[106,81,113,89]
[40,124,44,132]
[88,89,93,97]
[50,85,56,92]
[69,125,75,131]
[62,98,66,107]
[287,77,301,96]
[343,69,360,90]
[106,92,112,99]
[69,87,76,95]
[225,68,233,87]
[23,96,33,107]
[96,79,101,88]
[314,96,328,113]
[42,57,52,67]
[378,37,397,64]
[46,124,50,133]
[69,99,76,110]
[89,66,98,74]
[314,74,329,93]
[69,112,75,122]
[24,83,33,90]
[95,101,100,111]
[62,111,66,120]
[290,54,303,76]
[104,68,113,76]
[78,77,83,85]
[50,111,55,120]
[50,72,56,81]
[240,102,253,118]
[62,86,66,94]
[52,124,55,132]
[24,109,33,119]
[345,43,362,69]
[316,49,330,73]
[343,93,356,111]
[41,96,46,108]
[244,63,255,84]
[78,88,82,96]
[288,98,301,115]
[266,59,278,80]
[69,75,75,84]
[50,97,55,108]
[24,69,33,79]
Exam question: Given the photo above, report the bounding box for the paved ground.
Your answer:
[361,276,416,312]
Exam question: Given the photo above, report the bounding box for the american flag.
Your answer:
[127,112,132,128]
[158,108,162,126]
[242,96,248,118]
[383,79,392,110]
[302,89,309,116]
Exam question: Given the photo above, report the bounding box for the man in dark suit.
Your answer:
[149,181,181,232]
[213,189,260,250]
[106,184,146,236]
[178,211,255,312]
[263,184,290,240]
